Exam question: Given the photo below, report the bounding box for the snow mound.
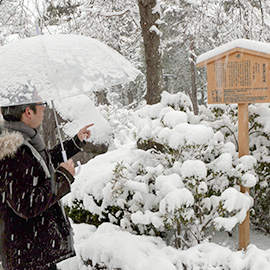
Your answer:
[54,94,111,145]
[58,223,270,270]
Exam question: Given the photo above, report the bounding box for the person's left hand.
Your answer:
[77,124,94,141]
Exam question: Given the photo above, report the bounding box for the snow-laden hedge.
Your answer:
[200,101,270,233]
[63,91,266,250]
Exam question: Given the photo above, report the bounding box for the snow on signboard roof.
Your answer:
[196,39,270,67]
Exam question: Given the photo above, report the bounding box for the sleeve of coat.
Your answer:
[49,135,86,168]
[3,147,74,219]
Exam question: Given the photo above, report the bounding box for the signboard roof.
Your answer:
[197,39,270,68]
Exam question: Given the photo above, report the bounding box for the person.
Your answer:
[0,102,93,270]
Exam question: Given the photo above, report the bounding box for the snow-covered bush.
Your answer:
[248,105,270,232]
[71,91,255,249]
[201,102,270,233]
[64,91,270,250]
[55,94,112,146]
[98,103,137,147]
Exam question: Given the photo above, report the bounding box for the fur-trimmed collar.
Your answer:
[0,129,24,160]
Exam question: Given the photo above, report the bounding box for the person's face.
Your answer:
[27,103,46,129]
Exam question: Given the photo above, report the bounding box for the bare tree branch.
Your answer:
[84,6,141,28]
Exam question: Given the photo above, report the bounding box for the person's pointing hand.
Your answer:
[77,123,94,141]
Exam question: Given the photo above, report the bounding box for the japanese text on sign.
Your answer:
[207,52,270,104]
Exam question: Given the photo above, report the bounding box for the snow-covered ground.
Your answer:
[213,226,270,251]
[58,213,270,270]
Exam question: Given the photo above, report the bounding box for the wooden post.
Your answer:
[238,103,250,250]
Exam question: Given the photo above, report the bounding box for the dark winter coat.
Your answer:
[0,127,84,270]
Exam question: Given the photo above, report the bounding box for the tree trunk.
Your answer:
[189,36,199,115]
[95,90,109,105]
[42,108,58,149]
[138,0,164,105]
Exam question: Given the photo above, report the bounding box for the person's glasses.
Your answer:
[35,102,48,108]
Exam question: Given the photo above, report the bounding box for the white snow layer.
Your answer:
[0,34,140,106]
[197,39,270,65]
[214,188,253,231]
[181,160,207,179]
[54,94,111,145]
[58,222,270,270]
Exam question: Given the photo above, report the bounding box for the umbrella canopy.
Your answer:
[0,34,140,106]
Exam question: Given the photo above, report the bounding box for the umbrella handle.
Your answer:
[62,150,68,162]
[61,150,81,176]
[75,161,82,176]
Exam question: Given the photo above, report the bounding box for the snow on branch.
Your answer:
[82,6,140,28]
[152,0,161,16]
[99,8,137,17]
[149,25,162,36]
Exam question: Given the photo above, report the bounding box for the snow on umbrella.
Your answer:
[0,34,140,106]
[0,34,140,166]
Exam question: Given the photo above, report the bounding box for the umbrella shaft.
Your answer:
[51,100,67,162]
[61,150,68,162]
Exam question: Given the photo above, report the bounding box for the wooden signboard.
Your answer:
[197,48,270,104]
[196,42,270,251]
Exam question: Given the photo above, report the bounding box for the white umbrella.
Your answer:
[0,34,140,167]
[0,34,140,106]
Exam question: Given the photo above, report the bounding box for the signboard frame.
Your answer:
[197,48,270,105]
[196,45,270,250]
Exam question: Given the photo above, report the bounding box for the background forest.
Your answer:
[2,1,270,269]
